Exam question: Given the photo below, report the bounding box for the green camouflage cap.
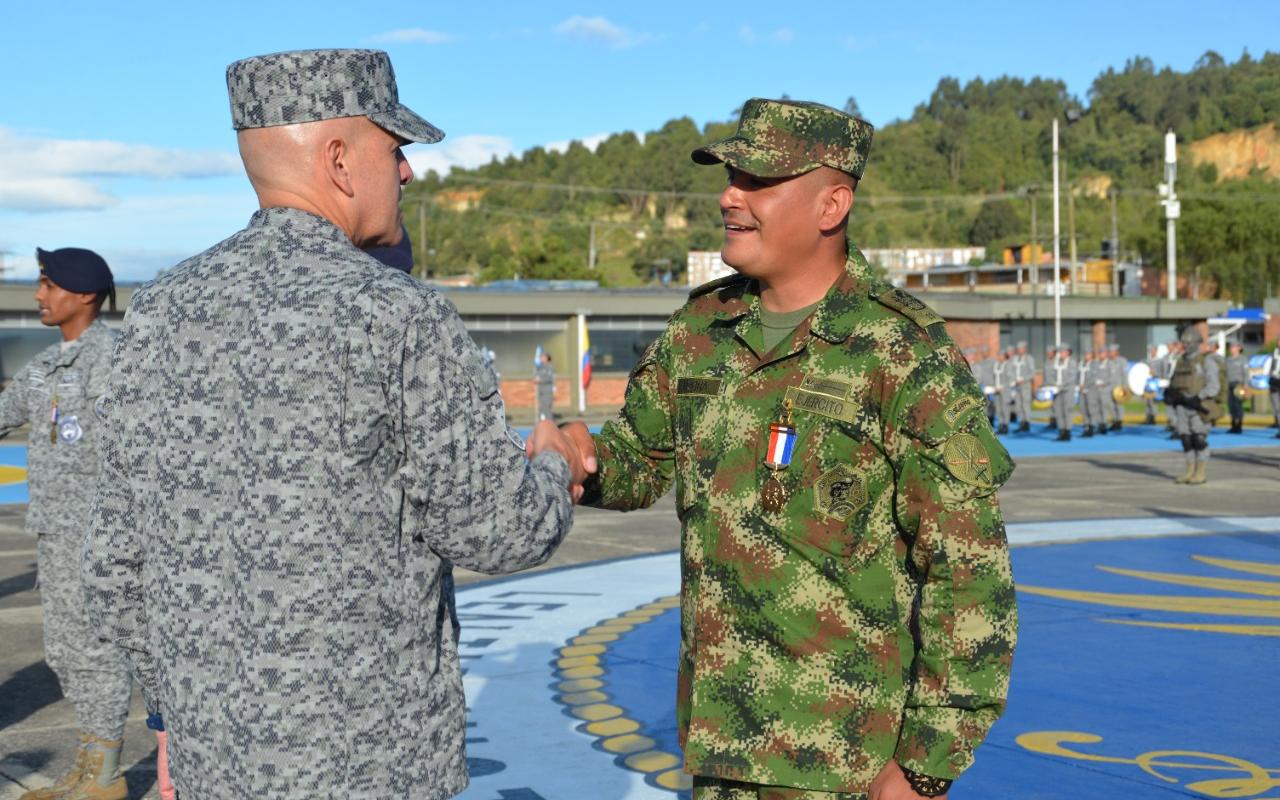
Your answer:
[692,98,874,180]
[226,49,444,144]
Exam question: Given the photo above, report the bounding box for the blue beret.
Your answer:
[37,247,115,294]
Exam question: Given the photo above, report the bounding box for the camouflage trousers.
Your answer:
[37,532,133,740]
[692,776,861,799]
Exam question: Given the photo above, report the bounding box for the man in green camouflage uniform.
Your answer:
[565,99,1017,800]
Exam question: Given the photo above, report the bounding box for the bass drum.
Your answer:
[1033,385,1057,409]
[1127,361,1152,396]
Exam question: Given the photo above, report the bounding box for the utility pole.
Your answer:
[1066,167,1077,295]
[588,222,597,271]
[1052,117,1062,347]
[1110,189,1120,296]
[418,202,427,274]
[1160,129,1179,300]
[1029,188,1038,294]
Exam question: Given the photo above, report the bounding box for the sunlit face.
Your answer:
[350,121,414,248]
[718,165,819,280]
[34,276,90,327]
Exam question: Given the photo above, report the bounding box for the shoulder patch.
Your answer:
[688,272,749,300]
[871,286,944,330]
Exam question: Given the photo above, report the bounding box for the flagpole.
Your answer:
[577,312,587,414]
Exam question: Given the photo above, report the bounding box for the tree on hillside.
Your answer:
[968,199,1022,246]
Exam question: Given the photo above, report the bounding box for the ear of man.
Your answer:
[812,166,856,235]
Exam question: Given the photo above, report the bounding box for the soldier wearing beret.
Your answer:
[0,249,130,800]
[80,49,583,799]
[565,99,1017,800]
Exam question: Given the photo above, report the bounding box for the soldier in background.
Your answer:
[1048,345,1076,441]
[1225,342,1247,434]
[1143,344,1164,425]
[563,97,1016,800]
[992,348,1013,434]
[1011,341,1034,433]
[1,249,131,800]
[1164,340,1183,437]
[1106,343,1126,432]
[973,346,997,425]
[1270,342,1280,437]
[1044,345,1058,430]
[1166,327,1220,484]
[81,49,582,799]
[534,351,556,421]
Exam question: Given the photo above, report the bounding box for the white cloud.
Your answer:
[0,127,241,213]
[545,132,611,155]
[554,16,650,48]
[738,25,794,45]
[404,134,516,176]
[367,28,453,45]
[0,189,259,282]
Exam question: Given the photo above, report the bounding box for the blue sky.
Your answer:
[1,0,1274,282]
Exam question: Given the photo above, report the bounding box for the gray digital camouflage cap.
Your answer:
[226,49,444,144]
[692,98,874,180]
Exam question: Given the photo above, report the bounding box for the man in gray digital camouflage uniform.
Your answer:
[1166,326,1220,485]
[81,49,583,800]
[1011,341,1034,433]
[0,249,129,800]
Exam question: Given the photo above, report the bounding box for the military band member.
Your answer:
[1270,343,1280,437]
[1106,343,1126,432]
[564,97,1016,800]
[1044,346,1058,430]
[1011,341,1034,433]
[992,348,1013,435]
[1143,344,1164,425]
[1225,342,1247,434]
[973,347,997,425]
[1049,346,1076,441]
[81,49,582,799]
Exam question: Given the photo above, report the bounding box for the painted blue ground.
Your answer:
[0,445,28,505]
[602,532,1280,799]
[998,422,1280,459]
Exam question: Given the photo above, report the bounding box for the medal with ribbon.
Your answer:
[761,398,796,512]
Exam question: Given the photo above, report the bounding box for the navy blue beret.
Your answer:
[36,247,115,293]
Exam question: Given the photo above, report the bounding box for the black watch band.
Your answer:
[900,766,952,797]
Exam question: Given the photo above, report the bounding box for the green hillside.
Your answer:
[401,50,1280,302]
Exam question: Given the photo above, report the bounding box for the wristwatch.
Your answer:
[900,765,952,797]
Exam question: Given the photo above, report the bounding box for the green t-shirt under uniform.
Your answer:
[760,300,822,354]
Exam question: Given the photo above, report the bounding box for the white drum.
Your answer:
[1127,362,1152,396]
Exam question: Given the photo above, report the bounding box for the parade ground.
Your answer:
[1,426,1278,800]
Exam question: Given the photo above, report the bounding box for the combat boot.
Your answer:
[1097,423,1108,435]
[1018,421,1031,433]
[61,735,126,800]
[1144,413,1156,425]
[1187,461,1208,485]
[1082,425,1094,438]
[19,734,90,800]
[997,423,1009,435]
[1174,460,1196,484]
[1110,421,1122,432]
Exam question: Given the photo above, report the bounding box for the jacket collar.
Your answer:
[51,317,111,368]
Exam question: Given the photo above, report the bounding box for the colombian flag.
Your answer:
[580,318,592,389]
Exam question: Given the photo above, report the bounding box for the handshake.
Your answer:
[525,421,600,504]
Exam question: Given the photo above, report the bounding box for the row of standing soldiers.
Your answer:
[967,342,1131,440]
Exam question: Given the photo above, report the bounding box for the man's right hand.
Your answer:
[558,422,598,479]
[527,421,589,503]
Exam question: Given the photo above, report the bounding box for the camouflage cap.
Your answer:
[692,98,874,180]
[226,49,444,144]
[1180,326,1204,346]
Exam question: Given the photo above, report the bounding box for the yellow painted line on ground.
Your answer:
[1017,585,1280,617]
[0,466,27,485]
[1096,565,1280,597]
[1194,555,1280,578]
[1101,619,1280,636]
[550,594,692,794]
